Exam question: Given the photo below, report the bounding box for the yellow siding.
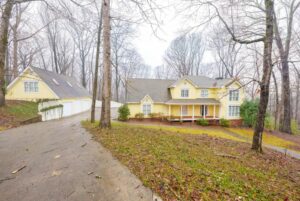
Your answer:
[170,79,198,99]
[170,79,221,100]
[128,103,141,118]
[128,103,168,118]
[218,82,245,120]
[6,68,58,101]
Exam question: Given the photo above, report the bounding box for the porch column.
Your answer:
[192,105,195,122]
[168,105,171,119]
[213,104,216,119]
[203,105,206,119]
[180,105,183,121]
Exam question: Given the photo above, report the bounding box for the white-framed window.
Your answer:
[142,104,151,116]
[228,106,240,117]
[181,105,188,116]
[229,90,239,101]
[181,89,189,97]
[24,81,38,92]
[201,89,209,98]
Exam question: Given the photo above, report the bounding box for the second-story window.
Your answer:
[229,90,239,101]
[24,81,38,92]
[201,89,209,98]
[181,89,189,97]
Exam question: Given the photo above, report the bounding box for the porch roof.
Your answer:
[165,98,220,105]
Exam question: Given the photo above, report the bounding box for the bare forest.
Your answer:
[1,0,300,151]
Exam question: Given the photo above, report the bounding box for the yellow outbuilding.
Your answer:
[6,67,91,117]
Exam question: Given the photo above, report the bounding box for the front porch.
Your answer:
[167,104,220,122]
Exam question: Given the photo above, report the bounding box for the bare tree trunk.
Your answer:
[295,72,300,122]
[100,0,111,128]
[273,1,300,134]
[91,5,103,123]
[252,0,274,152]
[0,1,14,107]
[115,56,119,102]
[272,71,279,130]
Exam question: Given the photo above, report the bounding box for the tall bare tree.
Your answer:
[91,3,103,123]
[164,33,205,78]
[190,0,274,152]
[273,0,300,134]
[0,0,14,107]
[252,0,274,152]
[100,0,111,128]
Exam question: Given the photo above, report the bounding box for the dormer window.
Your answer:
[52,78,59,85]
[181,89,189,97]
[201,89,209,98]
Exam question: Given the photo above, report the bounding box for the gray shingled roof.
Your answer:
[126,78,175,102]
[31,67,91,99]
[169,76,233,88]
[165,98,220,105]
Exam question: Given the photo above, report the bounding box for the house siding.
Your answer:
[6,69,58,101]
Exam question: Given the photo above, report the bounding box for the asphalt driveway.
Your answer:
[0,112,159,201]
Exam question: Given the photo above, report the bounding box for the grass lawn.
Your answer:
[82,121,300,201]
[227,128,299,151]
[0,100,39,130]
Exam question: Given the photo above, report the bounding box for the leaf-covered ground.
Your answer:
[82,121,300,201]
[0,101,39,130]
[122,121,299,152]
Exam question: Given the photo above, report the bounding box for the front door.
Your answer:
[201,105,208,117]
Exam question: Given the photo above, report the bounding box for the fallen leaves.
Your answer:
[82,121,300,201]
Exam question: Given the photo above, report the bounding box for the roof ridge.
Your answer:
[128,78,176,81]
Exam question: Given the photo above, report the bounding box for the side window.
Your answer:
[24,81,38,92]
[181,89,189,97]
[201,89,208,98]
[228,106,240,117]
[142,104,151,115]
[229,90,239,101]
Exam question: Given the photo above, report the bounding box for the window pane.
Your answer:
[181,89,189,97]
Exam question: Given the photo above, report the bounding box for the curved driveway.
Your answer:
[0,112,159,201]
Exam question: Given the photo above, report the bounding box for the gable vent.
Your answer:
[52,78,59,85]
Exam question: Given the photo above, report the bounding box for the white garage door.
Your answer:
[62,99,91,117]
[63,102,73,117]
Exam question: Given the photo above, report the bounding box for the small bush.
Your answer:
[291,119,299,135]
[135,113,144,120]
[219,118,230,127]
[196,118,209,126]
[118,104,130,121]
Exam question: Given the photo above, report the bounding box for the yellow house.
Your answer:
[6,67,92,117]
[126,76,245,123]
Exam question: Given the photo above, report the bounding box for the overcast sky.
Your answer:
[131,2,214,68]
